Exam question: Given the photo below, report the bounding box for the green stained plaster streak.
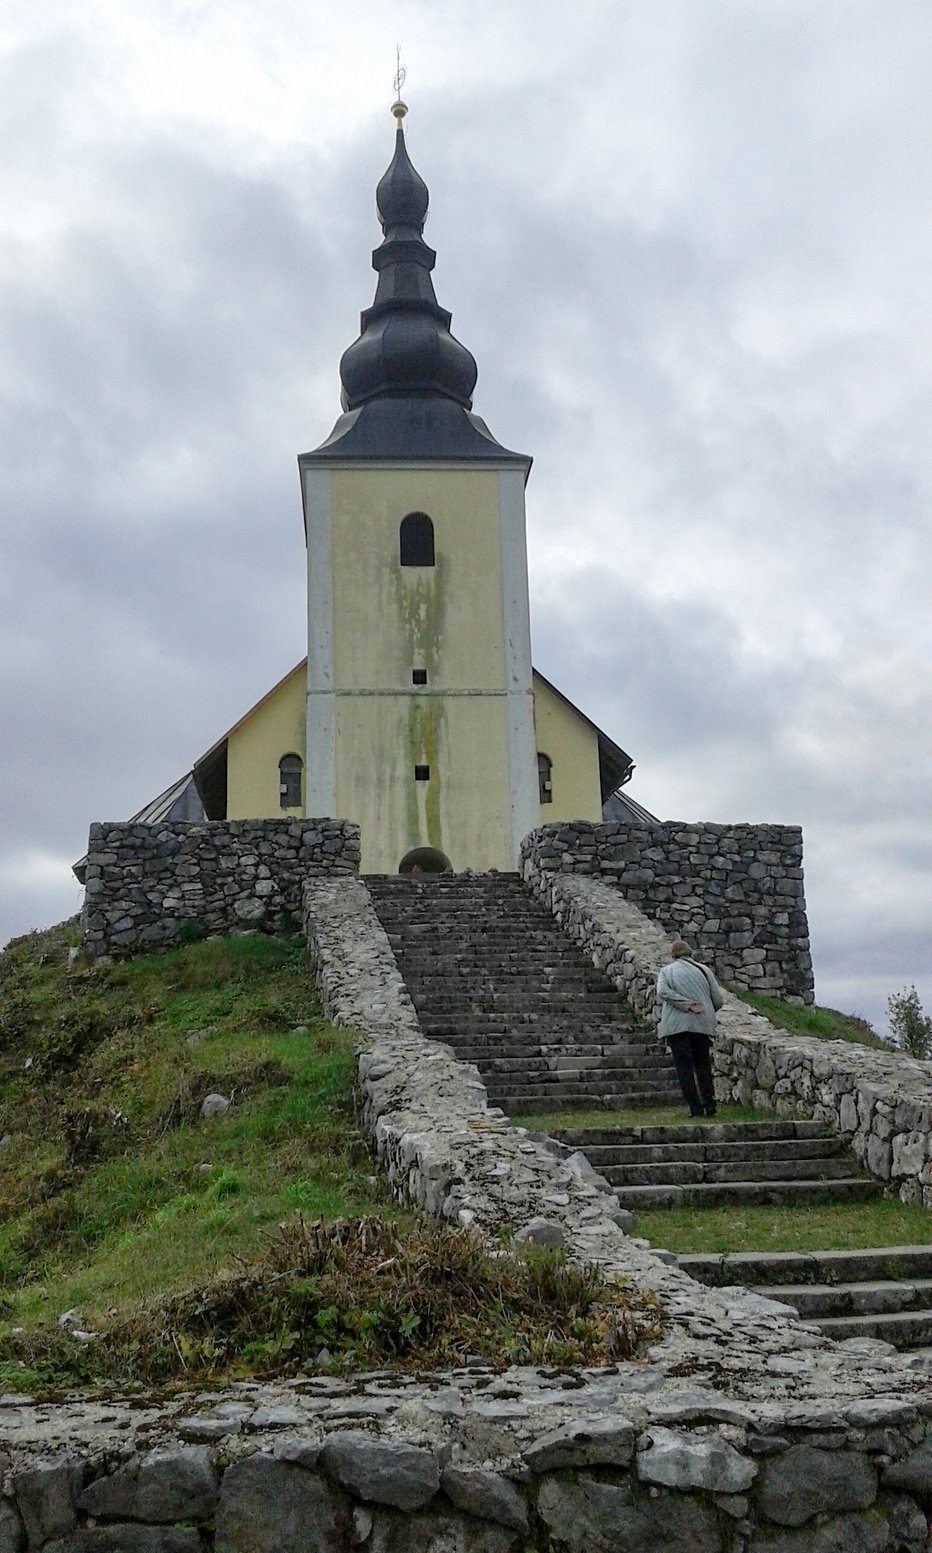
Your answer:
[395,558,447,851]
[395,556,447,677]
[406,694,444,851]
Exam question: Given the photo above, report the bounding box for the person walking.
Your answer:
[657,939,725,1117]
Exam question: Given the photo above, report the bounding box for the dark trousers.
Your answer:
[667,1031,716,1115]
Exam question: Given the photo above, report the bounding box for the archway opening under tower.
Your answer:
[398,847,453,875]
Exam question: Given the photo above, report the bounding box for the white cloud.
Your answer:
[0,0,930,1036]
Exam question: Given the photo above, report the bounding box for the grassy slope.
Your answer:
[733,990,889,1048]
[0,923,660,1390]
[0,921,390,1333]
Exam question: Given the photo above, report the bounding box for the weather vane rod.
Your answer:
[392,46,407,122]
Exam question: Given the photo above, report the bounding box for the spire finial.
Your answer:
[392,46,407,123]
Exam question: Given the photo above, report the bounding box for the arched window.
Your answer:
[537,752,553,804]
[400,511,435,566]
[279,753,303,809]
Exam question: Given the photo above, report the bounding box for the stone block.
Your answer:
[881,1437,932,1502]
[0,1501,25,1553]
[79,1446,218,1523]
[440,1466,528,1531]
[319,1432,439,1510]
[215,1456,346,1553]
[537,1475,721,1553]
[523,1418,636,1471]
[746,1508,891,1552]
[12,1458,84,1547]
[756,1446,877,1526]
[46,1530,201,1553]
[637,1427,756,1493]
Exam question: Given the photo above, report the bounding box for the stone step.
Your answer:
[492,1090,683,1114]
[576,1137,847,1166]
[812,1309,932,1349]
[757,1277,932,1319]
[676,1245,932,1286]
[451,1052,672,1074]
[447,1039,658,1058]
[602,1155,858,1188]
[552,1120,832,1147]
[487,1076,682,1100]
[611,1178,883,1209]
[367,872,674,1115]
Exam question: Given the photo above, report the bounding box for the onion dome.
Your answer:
[338,106,478,411]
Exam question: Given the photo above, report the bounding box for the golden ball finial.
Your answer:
[391,98,408,124]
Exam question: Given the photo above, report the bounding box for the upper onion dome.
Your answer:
[338,105,478,411]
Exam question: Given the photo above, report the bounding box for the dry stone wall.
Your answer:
[81,819,359,959]
[523,864,932,1207]
[521,820,813,1003]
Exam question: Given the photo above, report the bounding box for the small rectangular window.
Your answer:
[414,764,430,781]
[412,668,428,685]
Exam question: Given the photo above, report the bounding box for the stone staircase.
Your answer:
[364,873,681,1113]
[677,1246,932,1353]
[547,1120,884,1210]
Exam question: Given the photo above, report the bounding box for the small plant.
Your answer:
[886,985,932,1059]
[177,920,209,945]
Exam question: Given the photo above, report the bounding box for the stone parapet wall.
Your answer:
[81,819,359,958]
[2,1387,932,1553]
[521,820,814,1003]
[523,866,932,1207]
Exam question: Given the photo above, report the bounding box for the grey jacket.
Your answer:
[656,957,725,1039]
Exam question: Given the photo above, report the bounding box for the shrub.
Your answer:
[887,985,932,1059]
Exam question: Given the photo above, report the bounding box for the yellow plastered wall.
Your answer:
[226,664,307,819]
[326,466,516,872]
[329,468,505,688]
[532,672,603,823]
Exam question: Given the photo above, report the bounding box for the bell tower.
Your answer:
[299,101,538,873]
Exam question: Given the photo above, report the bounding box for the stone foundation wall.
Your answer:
[81,820,359,958]
[2,1402,932,1553]
[523,865,932,1207]
[521,820,814,1003]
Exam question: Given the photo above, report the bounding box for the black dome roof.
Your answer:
[338,121,478,411]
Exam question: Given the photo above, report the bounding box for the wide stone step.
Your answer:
[602,1155,858,1187]
[757,1278,932,1319]
[677,1245,932,1287]
[455,1052,672,1074]
[611,1178,884,1209]
[577,1137,847,1167]
[493,1090,683,1114]
[449,1039,659,1058]
[812,1310,932,1349]
[552,1121,832,1147]
[487,1073,681,1096]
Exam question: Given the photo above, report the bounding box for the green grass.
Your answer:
[0,922,395,1337]
[1,1219,663,1390]
[633,1199,932,1256]
[509,1103,781,1133]
[734,991,887,1049]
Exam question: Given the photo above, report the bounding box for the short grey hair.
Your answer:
[670,939,692,958]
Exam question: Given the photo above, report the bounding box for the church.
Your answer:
[93,99,648,878]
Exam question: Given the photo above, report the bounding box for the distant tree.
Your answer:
[887,985,932,1059]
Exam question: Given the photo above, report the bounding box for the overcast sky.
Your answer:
[1,0,929,1034]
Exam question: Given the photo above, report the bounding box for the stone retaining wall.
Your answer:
[521,820,814,1003]
[2,1394,932,1552]
[81,820,359,959]
[523,864,932,1208]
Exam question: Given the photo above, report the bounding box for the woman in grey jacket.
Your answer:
[657,939,725,1117]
